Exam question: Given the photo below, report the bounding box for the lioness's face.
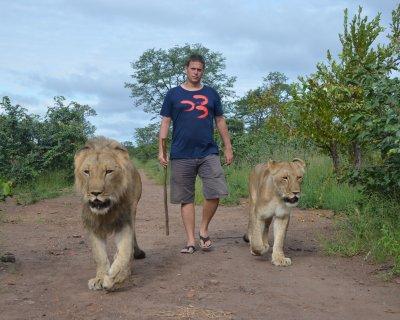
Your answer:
[77,152,125,215]
[270,159,305,207]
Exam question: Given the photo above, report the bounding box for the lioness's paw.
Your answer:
[271,255,292,266]
[88,277,104,290]
[102,270,130,291]
[102,275,115,291]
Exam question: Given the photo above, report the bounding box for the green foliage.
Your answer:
[220,165,251,205]
[345,67,400,195]
[0,179,13,200]
[39,96,96,174]
[125,43,236,115]
[0,96,43,182]
[231,125,310,166]
[0,96,96,196]
[326,196,400,275]
[133,122,160,161]
[286,4,400,194]
[299,155,362,211]
[234,72,290,131]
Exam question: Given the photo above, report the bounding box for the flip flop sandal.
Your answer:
[180,245,196,254]
[199,234,212,250]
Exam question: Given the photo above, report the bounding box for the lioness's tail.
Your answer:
[243,234,249,243]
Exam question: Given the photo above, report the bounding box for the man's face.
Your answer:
[185,61,204,84]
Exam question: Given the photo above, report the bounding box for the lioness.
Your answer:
[74,137,145,291]
[244,159,305,266]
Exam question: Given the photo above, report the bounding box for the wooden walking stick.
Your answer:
[162,138,170,236]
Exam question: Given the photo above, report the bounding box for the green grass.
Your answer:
[299,155,363,212]
[220,165,251,205]
[134,158,166,184]
[13,170,73,205]
[325,196,400,275]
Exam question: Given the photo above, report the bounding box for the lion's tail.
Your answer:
[243,234,249,243]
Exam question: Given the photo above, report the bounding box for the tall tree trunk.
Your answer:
[329,142,340,172]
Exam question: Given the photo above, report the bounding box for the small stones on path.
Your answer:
[186,289,196,299]
[238,286,255,295]
[1,252,16,263]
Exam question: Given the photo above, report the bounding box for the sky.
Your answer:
[0,0,398,143]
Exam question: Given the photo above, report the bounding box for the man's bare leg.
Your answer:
[199,198,219,248]
[181,203,196,248]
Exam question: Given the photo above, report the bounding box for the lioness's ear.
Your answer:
[266,160,279,174]
[267,160,276,166]
[292,158,306,169]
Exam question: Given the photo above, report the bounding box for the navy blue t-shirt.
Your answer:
[160,85,223,159]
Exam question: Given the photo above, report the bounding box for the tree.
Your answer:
[234,72,290,131]
[0,96,97,184]
[133,123,160,161]
[125,43,236,115]
[289,5,400,173]
[290,73,348,171]
[0,96,42,182]
[40,96,96,172]
[346,5,400,194]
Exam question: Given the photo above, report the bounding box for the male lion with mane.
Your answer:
[74,137,145,291]
[244,159,305,266]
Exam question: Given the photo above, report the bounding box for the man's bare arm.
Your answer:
[215,116,233,165]
[158,116,171,167]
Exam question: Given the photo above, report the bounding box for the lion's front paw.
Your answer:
[271,254,292,266]
[250,244,269,256]
[88,277,104,290]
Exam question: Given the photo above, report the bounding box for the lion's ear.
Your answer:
[114,145,130,160]
[115,145,127,152]
[74,146,90,168]
[292,158,306,169]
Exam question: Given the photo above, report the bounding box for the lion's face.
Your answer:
[74,139,131,215]
[268,159,305,207]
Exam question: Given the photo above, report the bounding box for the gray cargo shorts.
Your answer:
[170,154,228,204]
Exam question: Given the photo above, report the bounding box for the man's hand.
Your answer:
[224,146,233,165]
[158,117,171,168]
[215,116,233,166]
[158,151,168,168]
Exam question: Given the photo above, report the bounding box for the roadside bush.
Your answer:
[326,196,400,275]
[0,96,96,185]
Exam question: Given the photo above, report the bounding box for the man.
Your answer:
[158,54,233,254]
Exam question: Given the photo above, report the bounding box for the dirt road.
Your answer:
[1,172,399,320]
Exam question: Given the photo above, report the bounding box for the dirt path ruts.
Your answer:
[0,171,399,320]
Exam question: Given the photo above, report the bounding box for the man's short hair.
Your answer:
[185,54,205,68]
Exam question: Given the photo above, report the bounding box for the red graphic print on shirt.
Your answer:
[180,95,209,119]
